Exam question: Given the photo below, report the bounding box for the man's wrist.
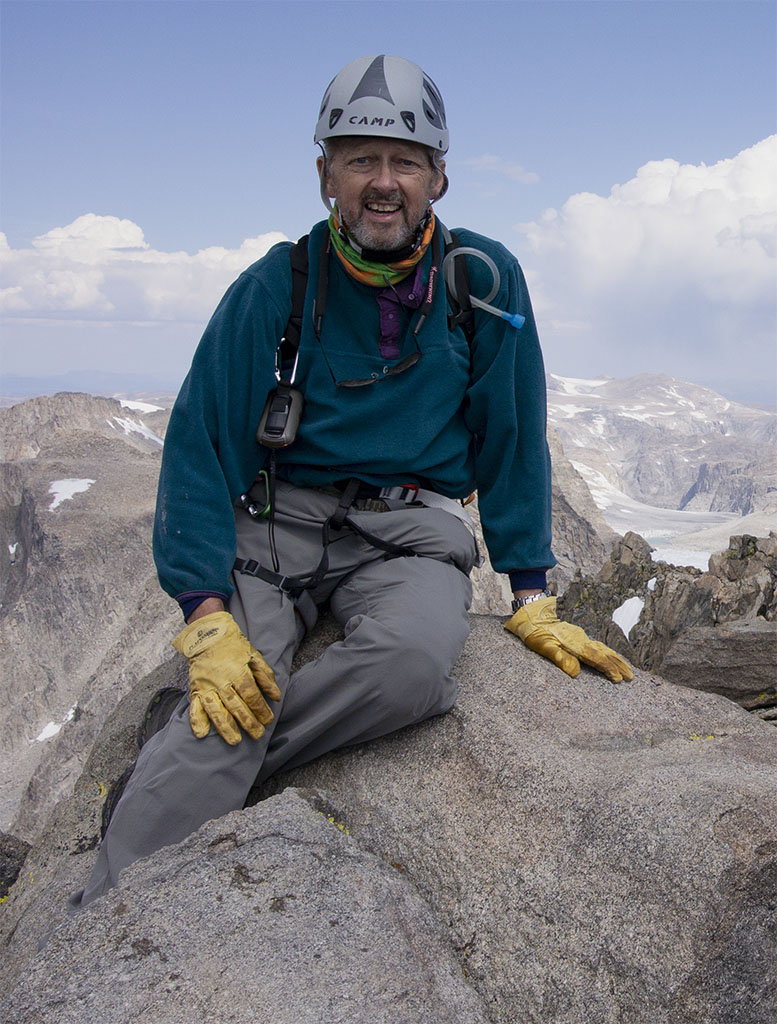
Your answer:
[186,597,226,624]
[177,590,229,621]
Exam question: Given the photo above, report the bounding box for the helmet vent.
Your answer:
[401,111,416,134]
[422,78,446,129]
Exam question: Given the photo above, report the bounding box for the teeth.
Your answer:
[366,203,400,212]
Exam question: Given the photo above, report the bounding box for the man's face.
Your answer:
[319,137,445,252]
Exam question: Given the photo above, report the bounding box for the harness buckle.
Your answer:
[378,484,419,504]
[276,575,293,595]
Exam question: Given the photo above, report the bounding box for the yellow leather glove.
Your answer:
[173,611,282,745]
[505,596,634,683]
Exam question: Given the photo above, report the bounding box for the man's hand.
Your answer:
[172,611,282,745]
[504,596,634,683]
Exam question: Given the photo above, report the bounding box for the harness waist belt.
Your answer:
[323,480,419,503]
[415,488,477,540]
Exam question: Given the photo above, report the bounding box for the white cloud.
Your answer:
[515,136,777,398]
[31,213,148,260]
[0,214,288,322]
[464,153,539,184]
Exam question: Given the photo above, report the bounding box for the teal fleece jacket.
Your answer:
[153,220,555,601]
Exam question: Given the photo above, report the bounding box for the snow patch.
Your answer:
[647,577,657,591]
[8,542,18,560]
[550,374,609,395]
[113,416,164,446]
[48,478,96,510]
[32,704,77,743]
[612,596,644,637]
[663,386,695,409]
[651,547,711,571]
[120,399,163,413]
[569,462,628,509]
[549,404,592,419]
[618,410,675,423]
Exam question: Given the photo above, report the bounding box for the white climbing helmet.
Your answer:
[314,54,449,154]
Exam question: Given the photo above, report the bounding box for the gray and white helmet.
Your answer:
[314,54,449,154]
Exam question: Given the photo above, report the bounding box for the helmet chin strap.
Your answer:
[317,145,335,214]
[432,171,449,202]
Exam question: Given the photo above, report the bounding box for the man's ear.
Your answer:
[431,161,447,201]
[316,154,337,199]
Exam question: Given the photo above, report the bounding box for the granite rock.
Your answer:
[2,617,776,1024]
[3,790,491,1024]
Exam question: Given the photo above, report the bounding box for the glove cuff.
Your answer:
[504,595,558,641]
[172,611,236,659]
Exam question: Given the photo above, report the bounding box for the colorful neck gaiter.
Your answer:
[328,207,435,287]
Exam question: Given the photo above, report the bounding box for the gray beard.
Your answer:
[345,219,416,254]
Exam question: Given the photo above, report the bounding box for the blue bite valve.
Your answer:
[469,295,525,331]
[501,310,526,330]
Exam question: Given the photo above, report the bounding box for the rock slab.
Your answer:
[3,790,490,1024]
[2,618,776,1024]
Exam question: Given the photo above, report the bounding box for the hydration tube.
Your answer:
[442,246,525,330]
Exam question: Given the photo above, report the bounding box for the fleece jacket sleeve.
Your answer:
[460,233,555,575]
[152,248,292,600]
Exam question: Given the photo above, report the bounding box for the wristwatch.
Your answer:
[511,587,552,613]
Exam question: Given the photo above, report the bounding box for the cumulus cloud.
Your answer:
[0,214,288,322]
[516,136,777,398]
[464,153,539,184]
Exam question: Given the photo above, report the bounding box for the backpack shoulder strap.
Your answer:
[281,234,309,349]
[441,227,476,344]
[273,234,310,381]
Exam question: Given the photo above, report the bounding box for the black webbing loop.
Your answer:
[232,559,310,599]
[329,477,361,531]
[339,514,417,560]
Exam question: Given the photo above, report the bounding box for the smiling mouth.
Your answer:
[365,202,402,214]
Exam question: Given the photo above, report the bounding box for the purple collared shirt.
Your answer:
[375,263,426,358]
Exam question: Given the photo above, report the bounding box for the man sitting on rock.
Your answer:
[72,54,632,909]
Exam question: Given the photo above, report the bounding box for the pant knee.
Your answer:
[374,631,458,723]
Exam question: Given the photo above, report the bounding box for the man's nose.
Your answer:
[371,158,399,191]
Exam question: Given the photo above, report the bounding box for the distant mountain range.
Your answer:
[0,370,184,406]
[546,373,777,529]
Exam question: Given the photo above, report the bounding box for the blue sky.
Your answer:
[2,0,776,404]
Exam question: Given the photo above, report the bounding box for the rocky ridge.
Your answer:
[558,531,777,721]
[0,393,181,837]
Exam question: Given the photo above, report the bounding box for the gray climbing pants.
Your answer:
[73,480,476,907]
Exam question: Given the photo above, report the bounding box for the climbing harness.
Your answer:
[235,477,423,600]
